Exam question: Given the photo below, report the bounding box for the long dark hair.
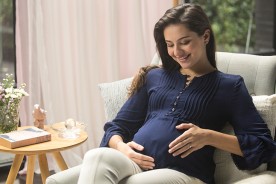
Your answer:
[129,4,216,96]
[128,65,160,97]
[154,3,216,70]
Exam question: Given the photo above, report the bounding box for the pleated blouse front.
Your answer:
[100,68,276,184]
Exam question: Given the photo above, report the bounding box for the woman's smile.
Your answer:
[177,54,191,63]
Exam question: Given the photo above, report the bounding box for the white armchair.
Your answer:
[46,52,276,184]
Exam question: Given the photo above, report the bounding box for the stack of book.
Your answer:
[0,127,51,149]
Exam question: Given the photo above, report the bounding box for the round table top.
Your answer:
[0,123,88,155]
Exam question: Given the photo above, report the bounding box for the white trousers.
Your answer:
[78,147,204,184]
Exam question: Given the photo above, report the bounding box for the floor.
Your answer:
[0,165,46,184]
[0,166,20,184]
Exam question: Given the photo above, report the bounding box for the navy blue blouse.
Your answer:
[100,68,276,183]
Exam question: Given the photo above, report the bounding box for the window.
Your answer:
[254,0,276,55]
[0,0,16,81]
[182,0,276,55]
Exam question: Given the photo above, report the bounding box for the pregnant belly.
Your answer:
[132,117,183,168]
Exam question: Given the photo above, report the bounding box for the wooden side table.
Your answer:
[0,123,88,184]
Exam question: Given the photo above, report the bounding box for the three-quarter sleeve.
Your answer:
[229,77,276,170]
[100,84,149,147]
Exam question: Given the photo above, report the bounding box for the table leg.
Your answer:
[26,155,36,184]
[6,154,24,184]
[38,154,50,184]
[52,151,68,170]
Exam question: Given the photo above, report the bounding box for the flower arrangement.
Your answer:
[0,74,29,133]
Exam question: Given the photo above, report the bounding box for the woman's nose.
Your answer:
[174,45,183,57]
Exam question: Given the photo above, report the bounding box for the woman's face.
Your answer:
[164,24,210,71]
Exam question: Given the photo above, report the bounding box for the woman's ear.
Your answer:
[203,29,210,45]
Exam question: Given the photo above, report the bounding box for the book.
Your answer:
[0,127,51,149]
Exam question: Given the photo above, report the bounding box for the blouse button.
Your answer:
[174,102,177,105]
[172,108,175,112]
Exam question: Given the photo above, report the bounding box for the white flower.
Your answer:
[0,74,28,107]
[17,88,29,96]
[5,87,13,94]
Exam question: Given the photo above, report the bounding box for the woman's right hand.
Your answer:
[116,141,155,170]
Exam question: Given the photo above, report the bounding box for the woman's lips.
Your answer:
[178,54,190,62]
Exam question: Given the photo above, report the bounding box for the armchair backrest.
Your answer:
[216,52,276,95]
[151,52,276,95]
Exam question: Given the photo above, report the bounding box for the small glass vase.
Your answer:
[0,106,20,134]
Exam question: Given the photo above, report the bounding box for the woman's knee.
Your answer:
[83,147,127,167]
[81,147,139,183]
[83,147,107,160]
[83,147,114,163]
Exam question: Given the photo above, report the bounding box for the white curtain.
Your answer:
[16,0,172,168]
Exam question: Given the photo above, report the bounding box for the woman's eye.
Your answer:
[180,40,190,45]
[166,44,173,48]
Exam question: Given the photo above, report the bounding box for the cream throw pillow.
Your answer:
[252,95,276,138]
[98,79,276,184]
[98,77,133,121]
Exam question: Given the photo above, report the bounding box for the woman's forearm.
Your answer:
[206,130,244,156]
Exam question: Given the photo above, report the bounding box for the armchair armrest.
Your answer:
[46,165,82,184]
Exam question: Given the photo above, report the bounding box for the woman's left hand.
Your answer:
[168,123,209,158]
